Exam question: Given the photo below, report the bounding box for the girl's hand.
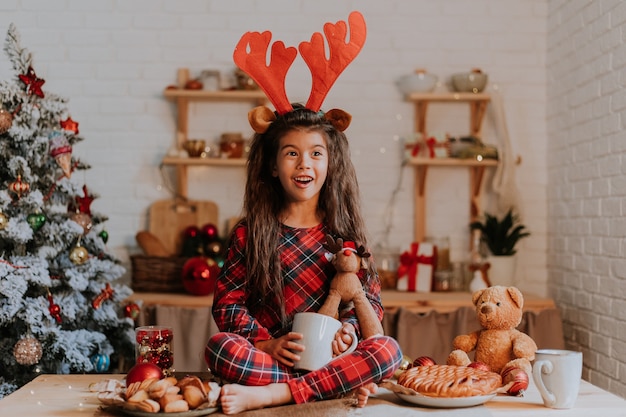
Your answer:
[255,332,305,367]
[332,322,357,356]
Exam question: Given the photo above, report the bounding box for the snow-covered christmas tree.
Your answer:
[0,24,136,398]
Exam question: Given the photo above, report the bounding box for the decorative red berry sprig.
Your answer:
[47,292,62,323]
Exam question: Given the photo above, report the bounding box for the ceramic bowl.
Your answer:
[450,71,488,93]
[183,140,206,157]
[396,71,438,94]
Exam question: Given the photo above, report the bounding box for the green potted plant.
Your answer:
[470,209,530,286]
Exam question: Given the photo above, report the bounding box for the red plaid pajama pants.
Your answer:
[205,332,402,403]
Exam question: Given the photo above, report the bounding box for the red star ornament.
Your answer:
[71,185,94,215]
[60,117,79,134]
[18,66,45,98]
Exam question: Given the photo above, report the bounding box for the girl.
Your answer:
[205,105,402,414]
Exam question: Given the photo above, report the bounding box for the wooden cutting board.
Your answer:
[148,199,218,256]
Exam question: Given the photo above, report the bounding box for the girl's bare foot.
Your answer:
[356,382,378,407]
[219,383,293,415]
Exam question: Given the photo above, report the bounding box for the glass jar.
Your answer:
[425,236,450,271]
[220,132,244,158]
[375,246,400,289]
[433,269,453,291]
[135,325,174,375]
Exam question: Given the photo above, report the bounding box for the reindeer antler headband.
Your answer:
[233,11,367,133]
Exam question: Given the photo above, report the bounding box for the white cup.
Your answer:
[532,349,582,409]
[291,312,358,371]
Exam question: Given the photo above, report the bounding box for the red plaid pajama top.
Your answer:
[206,223,402,403]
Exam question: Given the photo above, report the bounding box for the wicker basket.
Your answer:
[130,255,188,293]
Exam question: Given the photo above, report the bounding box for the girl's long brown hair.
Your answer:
[239,105,373,319]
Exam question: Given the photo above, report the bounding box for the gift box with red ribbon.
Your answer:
[425,135,449,158]
[396,241,437,292]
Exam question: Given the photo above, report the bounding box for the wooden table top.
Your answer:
[0,374,623,416]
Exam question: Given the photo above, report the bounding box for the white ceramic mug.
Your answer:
[532,349,582,409]
[291,312,358,371]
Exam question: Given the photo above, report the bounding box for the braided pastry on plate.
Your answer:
[380,365,502,408]
[396,365,501,398]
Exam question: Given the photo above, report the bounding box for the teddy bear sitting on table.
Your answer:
[447,285,538,377]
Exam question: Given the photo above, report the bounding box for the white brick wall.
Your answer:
[0,1,549,297]
[547,0,626,398]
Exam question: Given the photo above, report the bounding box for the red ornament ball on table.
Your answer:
[468,361,491,372]
[126,362,163,385]
[501,366,529,396]
[181,256,220,296]
[412,356,436,367]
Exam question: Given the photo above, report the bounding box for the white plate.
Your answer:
[395,392,496,408]
[107,405,219,417]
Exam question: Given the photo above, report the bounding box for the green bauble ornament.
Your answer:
[0,212,7,230]
[26,212,46,231]
[99,229,109,244]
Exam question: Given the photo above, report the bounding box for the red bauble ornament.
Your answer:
[468,361,491,372]
[181,256,220,296]
[124,302,140,320]
[412,356,436,367]
[183,225,200,238]
[200,223,219,241]
[126,362,163,385]
[47,293,62,324]
[501,366,529,396]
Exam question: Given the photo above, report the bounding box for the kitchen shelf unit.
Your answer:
[404,92,497,242]
[162,87,267,198]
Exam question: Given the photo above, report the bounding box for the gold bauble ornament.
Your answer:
[70,245,89,265]
[0,212,8,230]
[13,336,43,366]
[393,354,414,379]
[0,109,13,134]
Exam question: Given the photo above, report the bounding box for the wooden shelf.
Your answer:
[162,71,267,199]
[407,157,498,167]
[164,88,267,103]
[380,290,555,314]
[404,94,497,241]
[405,92,491,102]
[405,92,491,138]
[127,290,556,314]
[162,156,247,167]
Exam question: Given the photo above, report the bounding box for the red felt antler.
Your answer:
[299,11,367,112]
[233,31,297,115]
